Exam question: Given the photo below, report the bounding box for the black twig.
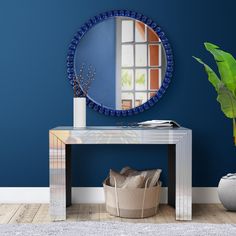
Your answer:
[73,63,95,97]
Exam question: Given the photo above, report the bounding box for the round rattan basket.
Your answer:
[103,177,161,219]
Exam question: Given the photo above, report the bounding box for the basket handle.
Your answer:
[141,177,151,218]
[111,176,120,217]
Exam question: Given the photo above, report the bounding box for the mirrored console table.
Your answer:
[49,126,192,221]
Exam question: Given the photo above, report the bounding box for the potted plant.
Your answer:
[193,42,236,211]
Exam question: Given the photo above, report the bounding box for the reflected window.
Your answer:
[117,18,163,110]
[135,44,147,67]
[121,93,133,110]
[135,21,147,42]
[135,92,148,107]
[149,69,160,90]
[122,45,134,67]
[148,27,160,42]
[149,45,160,67]
[122,20,134,43]
[135,69,147,91]
[121,69,134,90]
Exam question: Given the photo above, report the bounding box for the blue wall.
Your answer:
[0,0,236,187]
[74,18,116,108]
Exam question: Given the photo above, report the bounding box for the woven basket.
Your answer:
[103,177,161,218]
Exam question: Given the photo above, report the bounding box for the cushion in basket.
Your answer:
[109,169,126,187]
[120,166,162,187]
[109,169,145,188]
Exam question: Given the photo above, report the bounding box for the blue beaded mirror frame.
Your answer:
[67,10,173,117]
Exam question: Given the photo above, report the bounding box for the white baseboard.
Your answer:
[0,187,220,204]
[0,188,50,204]
[192,187,220,204]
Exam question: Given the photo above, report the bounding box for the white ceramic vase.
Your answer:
[218,173,236,211]
[73,97,86,128]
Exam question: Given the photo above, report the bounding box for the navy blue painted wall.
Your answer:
[0,0,236,187]
[75,18,116,108]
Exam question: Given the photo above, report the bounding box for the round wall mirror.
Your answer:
[67,10,173,116]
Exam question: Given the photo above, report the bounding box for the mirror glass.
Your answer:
[74,16,167,110]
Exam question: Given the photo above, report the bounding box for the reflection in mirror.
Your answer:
[74,16,166,110]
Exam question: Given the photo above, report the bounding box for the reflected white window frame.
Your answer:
[135,44,147,67]
[148,44,162,67]
[135,21,147,43]
[121,20,134,42]
[121,69,134,90]
[148,68,162,91]
[116,17,163,110]
[122,45,134,67]
[135,69,147,91]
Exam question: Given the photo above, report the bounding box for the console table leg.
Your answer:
[66,145,71,207]
[49,133,66,221]
[168,144,176,208]
[175,131,192,220]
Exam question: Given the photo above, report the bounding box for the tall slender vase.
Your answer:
[73,97,86,128]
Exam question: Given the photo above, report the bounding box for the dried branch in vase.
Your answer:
[83,65,96,96]
[73,63,96,98]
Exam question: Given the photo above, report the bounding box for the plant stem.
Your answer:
[233,118,236,146]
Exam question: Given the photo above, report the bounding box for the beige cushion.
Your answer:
[109,169,145,188]
[109,169,126,187]
[142,169,162,187]
[122,175,145,188]
[120,166,162,187]
[120,166,138,176]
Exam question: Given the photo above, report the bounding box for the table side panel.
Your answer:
[49,133,66,221]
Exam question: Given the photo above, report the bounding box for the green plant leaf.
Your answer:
[217,85,236,118]
[192,56,223,92]
[193,55,236,118]
[204,42,236,96]
[121,70,132,87]
[136,74,145,85]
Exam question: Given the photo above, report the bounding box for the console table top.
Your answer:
[51,126,191,131]
[49,126,191,145]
